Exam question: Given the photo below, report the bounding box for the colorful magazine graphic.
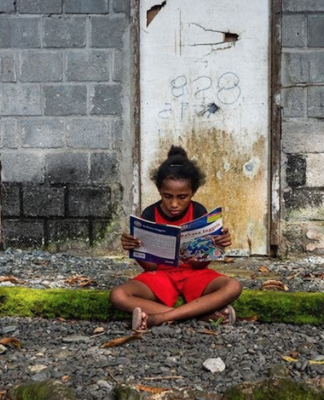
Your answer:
[129,206,224,266]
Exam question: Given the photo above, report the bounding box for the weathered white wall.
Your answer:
[140,0,270,255]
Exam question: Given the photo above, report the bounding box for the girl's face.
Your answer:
[159,179,194,218]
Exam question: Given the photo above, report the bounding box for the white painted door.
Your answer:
[140,0,271,255]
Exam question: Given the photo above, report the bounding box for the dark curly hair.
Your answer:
[151,145,206,193]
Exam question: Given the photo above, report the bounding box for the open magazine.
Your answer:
[129,206,224,266]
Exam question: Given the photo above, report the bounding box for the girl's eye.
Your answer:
[179,196,187,200]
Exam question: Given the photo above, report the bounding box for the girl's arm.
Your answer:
[121,232,158,271]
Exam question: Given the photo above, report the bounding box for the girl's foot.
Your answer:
[132,307,148,330]
[204,305,236,325]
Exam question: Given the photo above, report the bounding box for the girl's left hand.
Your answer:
[213,227,232,247]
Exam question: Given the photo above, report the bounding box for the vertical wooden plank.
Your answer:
[130,0,141,215]
[270,0,282,251]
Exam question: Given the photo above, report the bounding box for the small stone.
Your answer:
[62,335,90,343]
[0,344,7,354]
[1,325,18,334]
[28,364,48,373]
[203,358,226,373]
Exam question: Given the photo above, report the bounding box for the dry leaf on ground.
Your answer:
[64,275,96,287]
[281,355,298,362]
[0,390,6,400]
[0,276,25,284]
[0,337,21,349]
[261,280,289,291]
[258,266,270,273]
[136,384,171,394]
[61,375,70,382]
[100,334,142,348]
[93,327,104,334]
[238,315,258,322]
[289,351,300,359]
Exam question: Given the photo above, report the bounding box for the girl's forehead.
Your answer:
[161,178,192,191]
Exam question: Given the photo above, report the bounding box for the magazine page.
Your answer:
[129,215,181,266]
[179,207,225,262]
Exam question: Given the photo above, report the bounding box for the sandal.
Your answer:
[132,307,143,330]
[215,305,236,325]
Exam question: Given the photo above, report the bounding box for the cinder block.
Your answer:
[112,0,129,14]
[282,222,306,253]
[23,184,65,217]
[2,220,45,248]
[282,51,324,84]
[0,17,41,48]
[306,154,324,187]
[20,51,62,82]
[283,0,324,12]
[90,153,118,183]
[282,120,324,153]
[0,0,15,14]
[43,17,86,48]
[90,15,127,48]
[308,15,324,47]
[18,0,62,13]
[2,152,45,183]
[93,219,111,242]
[90,84,122,115]
[66,50,111,82]
[0,52,16,82]
[44,85,87,116]
[282,87,306,118]
[68,187,111,217]
[112,49,123,82]
[21,118,64,148]
[282,14,306,48]
[308,86,324,118]
[65,0,109,14]
[284,188,324,222]
[286,154,306,186]
[1,183,20,216]
[0,85,41,116]
[46,152,89,184]
[66,118,114,149]
[47,220,89,243]
[0,119,18,148]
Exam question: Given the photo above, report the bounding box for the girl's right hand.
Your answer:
[121,233,142,250]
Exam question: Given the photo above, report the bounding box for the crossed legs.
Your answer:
[110,275,242,329]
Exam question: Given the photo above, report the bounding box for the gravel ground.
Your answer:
[1,249,324,399]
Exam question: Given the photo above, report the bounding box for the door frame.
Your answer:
[132,0,282,256]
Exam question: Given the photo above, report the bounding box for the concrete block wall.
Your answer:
[0,0,135,252]
[281,0,324,254]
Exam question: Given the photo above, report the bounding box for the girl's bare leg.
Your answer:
[110,276,242,328]
[110,280,173,315]
[145,276,242,327]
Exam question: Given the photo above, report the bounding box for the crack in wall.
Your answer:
[147,1,167,27]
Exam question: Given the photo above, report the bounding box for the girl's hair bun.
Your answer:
[167,145,188,159]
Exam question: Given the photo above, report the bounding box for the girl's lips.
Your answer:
[170,210,181,215]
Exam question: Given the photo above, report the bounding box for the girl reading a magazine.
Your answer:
[110,146,242,330]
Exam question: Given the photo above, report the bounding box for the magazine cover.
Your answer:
[179,207,225,262]
[129,215,181,266]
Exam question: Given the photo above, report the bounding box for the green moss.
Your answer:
[8,380,76,400]
[1,287,324,325]
[233,290,324,325]
[222,378,324,400]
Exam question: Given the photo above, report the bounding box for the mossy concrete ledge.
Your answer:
[1,287,324,325]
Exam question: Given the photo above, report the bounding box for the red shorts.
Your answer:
[132,268,224,307]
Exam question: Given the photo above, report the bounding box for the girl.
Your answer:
[110,146,242,330]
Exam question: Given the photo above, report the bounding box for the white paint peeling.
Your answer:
[243,157,261,180]
[224,162,230,172]
[217,171,222,180]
